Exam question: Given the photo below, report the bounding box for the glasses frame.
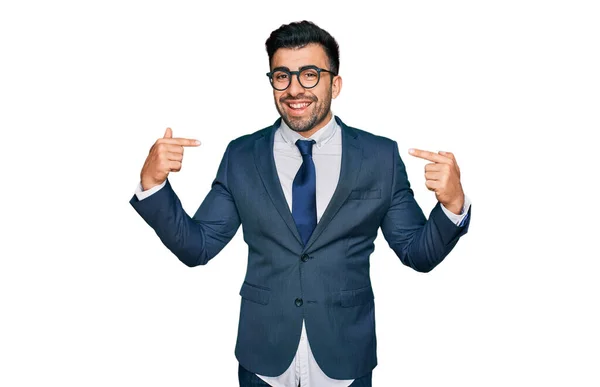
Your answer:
[266,65,337,91]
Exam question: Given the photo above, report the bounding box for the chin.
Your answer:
[286,117,315,133]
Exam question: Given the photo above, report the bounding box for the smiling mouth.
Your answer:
[289,102,311,108]
[285,101,312,114]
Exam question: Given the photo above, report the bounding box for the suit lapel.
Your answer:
[303,117,362,251]
[254,118,304,246]
[253,116,363,250]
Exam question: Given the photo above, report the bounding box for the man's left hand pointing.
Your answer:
[409,148,465,215]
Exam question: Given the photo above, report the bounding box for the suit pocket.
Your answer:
[239,281,271,305]
[348,188,381,200]
[340,285,375,307]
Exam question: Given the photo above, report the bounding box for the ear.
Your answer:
[331,75,342,99]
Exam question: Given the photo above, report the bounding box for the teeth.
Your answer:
[289,103,309,109]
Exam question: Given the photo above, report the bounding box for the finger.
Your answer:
[154,143,185,156]
[163,144,184,154]
[426,163,451,175]
[158,138,201,147]
[438,150,454,160]
[425,171,444,181]
[168,160,182,172]
[164,127,173,139]
[166,151,183,162]
[440,151,460,173]
[425,179,439,191]
[409,148,451,164]
[424,163,443,172]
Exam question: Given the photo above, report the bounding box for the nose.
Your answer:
[287,73,305,96]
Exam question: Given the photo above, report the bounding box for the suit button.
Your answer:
[300,253,309,262]
[295,298,303,307]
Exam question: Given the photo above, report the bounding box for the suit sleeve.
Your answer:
[129,142,241,267]
[379,141,470,272]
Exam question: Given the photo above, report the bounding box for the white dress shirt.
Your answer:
[134,115,471,386]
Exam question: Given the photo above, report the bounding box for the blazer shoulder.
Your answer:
[226,123,274,153]
[343,122,397,150]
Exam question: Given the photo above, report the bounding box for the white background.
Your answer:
[1,0,599,386]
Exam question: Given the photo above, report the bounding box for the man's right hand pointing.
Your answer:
[140,127,201,191]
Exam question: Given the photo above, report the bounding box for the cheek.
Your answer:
[274,92,286,104]
[314,85,331,101]
[314,91,328,105]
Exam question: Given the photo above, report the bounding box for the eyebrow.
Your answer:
[271,65,319,72]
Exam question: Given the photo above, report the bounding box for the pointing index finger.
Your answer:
[409,148,450,164]
[160,138,201,147]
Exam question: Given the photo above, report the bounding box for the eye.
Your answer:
[302,70,318,79]
[273,71,288,81]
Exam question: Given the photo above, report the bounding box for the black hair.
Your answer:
[265,20,340,75]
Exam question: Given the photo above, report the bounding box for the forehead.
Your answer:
[271,43,329,70]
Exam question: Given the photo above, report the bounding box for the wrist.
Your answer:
[141,177,161,192]
[444,197,464,215]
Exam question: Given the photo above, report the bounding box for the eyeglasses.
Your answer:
[266,65,337,91]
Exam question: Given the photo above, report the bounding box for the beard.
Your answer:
[275,87,332,133]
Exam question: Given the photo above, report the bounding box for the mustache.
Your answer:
[280,94,317,103]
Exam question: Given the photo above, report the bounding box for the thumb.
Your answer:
[164,127,173,138]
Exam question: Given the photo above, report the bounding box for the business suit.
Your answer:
[130,115,471,381]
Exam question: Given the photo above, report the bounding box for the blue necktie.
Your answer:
[292,139,317,246]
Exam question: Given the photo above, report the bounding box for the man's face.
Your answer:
[270,43,342,135]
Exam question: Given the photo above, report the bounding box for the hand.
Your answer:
[140,127,201,191]
[408,148,464,215]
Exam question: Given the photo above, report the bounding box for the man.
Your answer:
[130,20,471,387]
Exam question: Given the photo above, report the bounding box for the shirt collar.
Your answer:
[278,114,338,149]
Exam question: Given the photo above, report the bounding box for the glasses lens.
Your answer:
[271,70,290,90]
[299,68,319,88]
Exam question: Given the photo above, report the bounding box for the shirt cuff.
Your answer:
[440,194,471,226]
[135,180,167,201]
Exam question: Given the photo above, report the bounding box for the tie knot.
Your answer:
[295,139,315,156]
